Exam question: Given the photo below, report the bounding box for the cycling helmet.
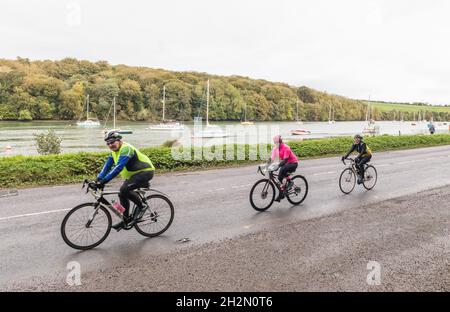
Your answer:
[273,135,283,144]
[354,134,363,140]
[104,130,122,144]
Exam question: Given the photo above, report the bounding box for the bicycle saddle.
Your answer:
[137,182,151,191]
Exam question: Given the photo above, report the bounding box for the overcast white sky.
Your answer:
[1,0,449,104]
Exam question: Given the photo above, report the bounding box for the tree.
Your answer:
[119,79,143,119]
[164,80,192,121]
[18,109,32,121]
[87,79,119,119]
[59,82,84,119]
[1,57,447,122]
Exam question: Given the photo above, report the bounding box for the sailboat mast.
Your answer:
[244,102,247,122]
[296,100,299,122]
[206,79,210,126]
[86,94,90,120]
[113,97,116,129]
[162,85,166,122]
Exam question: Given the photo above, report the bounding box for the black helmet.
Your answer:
[104,130,122,144]
[354,134,363,140]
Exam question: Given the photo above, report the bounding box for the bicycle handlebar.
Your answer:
[342,158,355,165]
[82,179,104,194]
[258,163,280,176]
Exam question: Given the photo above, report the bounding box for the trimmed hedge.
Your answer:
[1,134,449,189]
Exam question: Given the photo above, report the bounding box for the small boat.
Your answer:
[77,95,101,127]
[77,119,101,127]
[411,112,417,126]
[240,102,254,125]
[103,97,133,134]
[291,129,311,135]
[193,80,229,138]
[193,125,228,138]
[149,120,185,131]
[295,100,303,125]
[362,103,379,135]
[149,85,184,131]
[362,119,380,135]
[328,105,335,125]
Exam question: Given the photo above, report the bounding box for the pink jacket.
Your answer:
[271,143,298,164]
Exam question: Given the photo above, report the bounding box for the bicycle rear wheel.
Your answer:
[286,175,308,205]
[339,168,356,194]
[363,165,378,190]
[61,203,112,250]
[249,179,275,211]
[134,194,174,237]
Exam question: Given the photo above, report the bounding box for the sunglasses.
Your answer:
[106,141,118,146]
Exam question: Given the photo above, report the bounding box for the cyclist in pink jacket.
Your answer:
[269,135,299,201]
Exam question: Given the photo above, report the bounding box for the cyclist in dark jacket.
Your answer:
[342,134,372,184]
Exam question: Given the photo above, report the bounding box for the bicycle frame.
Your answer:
[342,158,369,175]
[342,158,357,173]
[84,184,166,227]
[258,164,295,196]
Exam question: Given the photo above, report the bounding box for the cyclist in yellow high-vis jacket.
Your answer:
[97,130,155,230]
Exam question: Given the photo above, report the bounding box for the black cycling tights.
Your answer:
[278,163,298,184]
[355,156,371,176]
[119,171,154,218]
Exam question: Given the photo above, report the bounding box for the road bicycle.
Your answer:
[249,163,308,211]
[339,158,378,194]
[61,180,174,250]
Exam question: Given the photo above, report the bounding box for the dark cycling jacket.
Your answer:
[344,142,372,159]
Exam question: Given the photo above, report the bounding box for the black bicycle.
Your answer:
[61,180,174,250]
[339,158,378,194]
[249,163,308,211]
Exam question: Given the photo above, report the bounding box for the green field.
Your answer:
[367,101,450,113]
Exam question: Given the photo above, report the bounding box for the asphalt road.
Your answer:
[1,145,449,290]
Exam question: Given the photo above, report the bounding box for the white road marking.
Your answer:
[313,171,336,176]
[0,208,71,222]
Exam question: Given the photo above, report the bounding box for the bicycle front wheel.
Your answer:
[249,179,275,211]
[339,168,356,194]
[363,165,378,190]
[134,194,174,237]
[61,203,112,250]
[286,175,308,205]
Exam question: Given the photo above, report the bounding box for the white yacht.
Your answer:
[149,86,184,131]
[103,97,133,135]
[193,80,228,138]
[77,95,101,127]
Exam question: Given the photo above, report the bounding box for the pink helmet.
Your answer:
[273,135,282,144]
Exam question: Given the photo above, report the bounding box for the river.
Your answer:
[0,120,448,156]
